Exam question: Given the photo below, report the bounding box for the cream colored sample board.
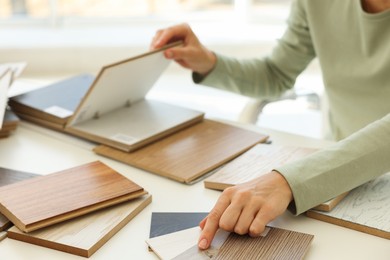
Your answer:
[8,194,152,258]
[307,172,390,239]
[65,41,203,152]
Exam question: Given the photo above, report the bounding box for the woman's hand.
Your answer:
[198,170,293,249]
[150,23,216,75]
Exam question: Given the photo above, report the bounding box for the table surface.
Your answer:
[0,120,388,260]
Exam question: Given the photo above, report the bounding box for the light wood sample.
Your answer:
[8,194,152,257]
[204,143,347,211]
[307,172,390,239]
[94,120,268,184]
[0,167,38,231]
[214,227,313,260]
[0,161,146,232]
[204,144,316,190]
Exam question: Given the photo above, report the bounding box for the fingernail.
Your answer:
[165,50,173,58]
[198,238,208,249]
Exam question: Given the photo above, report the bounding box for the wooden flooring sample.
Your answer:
[8,194,152,258]
[0,167,38,231]
[306,172,390,239]
[94,120,268,184]
[0,161,146,232]
[204,144,316,190]
[214,228,313,260]
[204,144,346,211]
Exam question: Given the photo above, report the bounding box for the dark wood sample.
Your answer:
[9,74,93,128]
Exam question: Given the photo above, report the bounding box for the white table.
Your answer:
[0,122,388,260]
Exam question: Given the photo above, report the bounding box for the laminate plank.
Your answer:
[0,161,145,232]
[214,228,313,260]
[307,172,390,239]
[204,143,347,211]
[94,119,268,184]
[7,194,152,257]
[0,167,38,231]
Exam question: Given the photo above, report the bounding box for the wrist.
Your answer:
[196,50,217,76]
[271,170,293,203]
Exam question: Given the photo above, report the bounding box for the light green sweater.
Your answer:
[195,0,390,214]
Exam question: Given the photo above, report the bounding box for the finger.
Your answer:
[150,29,164,50]
[163,46,190,61]
[199,216,207,229]
[233,200,262,235]
[198,194,231,250]
[218,203,242,232]
[249,204,275,237]
[152,23,191,49]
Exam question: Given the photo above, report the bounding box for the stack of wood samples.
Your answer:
[0,167,38,231]
[8,74,94,130]
[204,143,348,211]
[0,110,20,138]
[307,172,390,239]
[94,120,268,184]
[0,161,147,232]
[7,194,152,257]
[146,226,314,260]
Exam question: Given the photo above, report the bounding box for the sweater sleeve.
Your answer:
[276,113,390,215]
[193,0,316,99]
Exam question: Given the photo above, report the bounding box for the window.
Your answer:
[0,0,290,26]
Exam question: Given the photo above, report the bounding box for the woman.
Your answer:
[151,0,390,250]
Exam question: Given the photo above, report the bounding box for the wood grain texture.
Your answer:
[7,194,152,257]
[214,228,314,260]
[0,167,38,231]
[0,161,145,232]
[94,120,268,184]
[306,172,390,239]
[204,144,316,190]
[204,144,346,211]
